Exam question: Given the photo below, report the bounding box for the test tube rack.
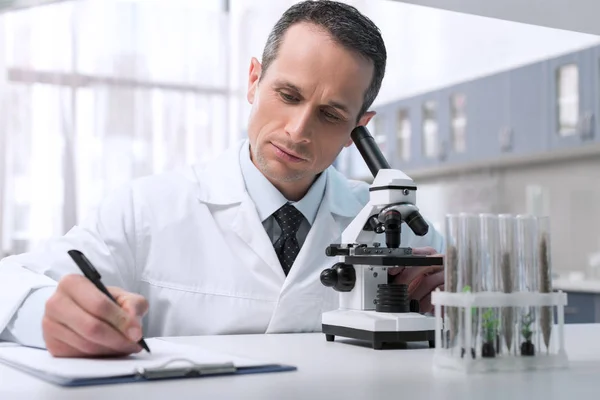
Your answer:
[431,289,569,373]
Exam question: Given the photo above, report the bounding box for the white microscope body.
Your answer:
[320,126,443,349]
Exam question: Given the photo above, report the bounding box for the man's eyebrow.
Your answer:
[274,80,302,94]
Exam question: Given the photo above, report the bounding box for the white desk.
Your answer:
[2,324,600,400]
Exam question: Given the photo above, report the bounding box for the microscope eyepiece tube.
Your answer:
[351,125,391,177]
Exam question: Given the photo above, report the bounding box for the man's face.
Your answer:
[246,22,375,192]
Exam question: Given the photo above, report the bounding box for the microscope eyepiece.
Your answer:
[351,126,391,178]
[404,210,429,236]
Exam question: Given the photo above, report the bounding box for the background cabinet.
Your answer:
[259,51,600,182]
[507,62,549,156]
[362,43,600,179]
[557,291,600,324]
[592,45,600,145]
[441,72,510,164]
[547,47,596,150]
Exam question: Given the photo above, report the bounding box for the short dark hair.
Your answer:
[260,0,387,119]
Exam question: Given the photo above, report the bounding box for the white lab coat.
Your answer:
[0,140,444,338]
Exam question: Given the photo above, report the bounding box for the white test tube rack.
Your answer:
[431,289,569,373]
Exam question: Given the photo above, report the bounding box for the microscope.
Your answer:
[320,126,443,350]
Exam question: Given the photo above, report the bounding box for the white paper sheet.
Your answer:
[0,338,266,379]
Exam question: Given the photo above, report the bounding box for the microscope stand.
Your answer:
[322,309,436,350]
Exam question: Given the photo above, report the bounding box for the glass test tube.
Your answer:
[459,213,480,359]
[444,214,460,351]
[537,216,554,354]
[498,214,517,356]
[515,214,540,356]
[478,214,500,358]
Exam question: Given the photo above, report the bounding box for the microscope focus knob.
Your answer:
[320,263,355,292]
[320,269,338,287]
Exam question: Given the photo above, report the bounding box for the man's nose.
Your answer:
[285,107,313,141]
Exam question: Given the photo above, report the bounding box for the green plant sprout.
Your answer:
[521,313,533,341]
[482,308,499,343]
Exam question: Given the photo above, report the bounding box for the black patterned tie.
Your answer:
[273,204,305,275]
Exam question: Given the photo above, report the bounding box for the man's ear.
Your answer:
[247,57,262,104]
[345,111,376,147]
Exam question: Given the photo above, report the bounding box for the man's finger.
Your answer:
[64,277,141,339]
[392,265,443,285]
[420,283,445,315]
[411,247,438,256]
[44,335,86,358]
[47,290,142,351]
[420,292,433,314]
[387,267,404,276]
[43,316,121,357]
[411,270,445,302]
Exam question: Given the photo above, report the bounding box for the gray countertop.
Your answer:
[553,278,600,293]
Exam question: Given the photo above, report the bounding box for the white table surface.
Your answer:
[2,324,600,400]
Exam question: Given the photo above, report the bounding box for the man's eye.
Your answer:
[323,111,341,121]
[280,92,298,102]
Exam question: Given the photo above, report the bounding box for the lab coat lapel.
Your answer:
[230,195,286,283]
[282,167,365,288]
[195,140,286,285]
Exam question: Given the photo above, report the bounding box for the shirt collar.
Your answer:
[239,140,326,225]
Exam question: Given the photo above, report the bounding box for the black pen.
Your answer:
[67,249,151,353]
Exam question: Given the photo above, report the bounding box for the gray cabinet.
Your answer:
[367,104,394,166]
[440,72,510,164]
[385,93,447,172]
[546,47,596,150]
[389,98,416,171]
[410,91,447,170]
[507,62,550,155]
[370,43,600,178]
[591,44,600,144]
[558,291,600,324]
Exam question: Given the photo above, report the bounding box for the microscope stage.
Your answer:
[322,309,436,349]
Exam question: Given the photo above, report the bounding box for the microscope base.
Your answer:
[322,309,436,350]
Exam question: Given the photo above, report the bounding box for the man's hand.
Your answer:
[43,274,149,358]
[388,247,444,314]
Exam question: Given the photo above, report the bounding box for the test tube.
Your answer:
[458,213,480,359]
[478,214,500,358]
[459,213,481,293]
[444,214,460,352]
[537,216,553,354]
[515,214,540,356]
[498,214,517,356]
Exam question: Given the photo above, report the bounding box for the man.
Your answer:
[0,0,444,358]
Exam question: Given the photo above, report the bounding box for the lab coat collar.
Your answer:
[193,140,365,218]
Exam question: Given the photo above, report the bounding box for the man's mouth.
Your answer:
[271,142,306,162]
